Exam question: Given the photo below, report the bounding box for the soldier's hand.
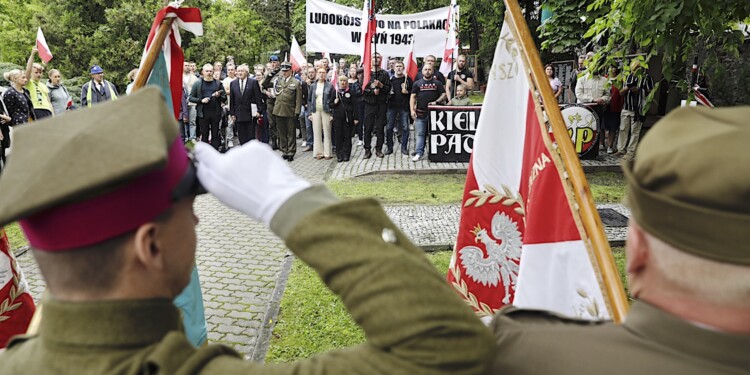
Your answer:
[194,141,311,226]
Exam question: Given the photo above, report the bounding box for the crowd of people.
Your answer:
[548,51,655,161]
[0,45,478,170]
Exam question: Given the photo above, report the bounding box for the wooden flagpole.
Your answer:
[503,0,629,322]
[132,17,176,92]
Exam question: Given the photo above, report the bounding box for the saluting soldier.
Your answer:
[0,87,493,374]
[490,106,750,374]
[261,55,281,149]
[271,61,303,162]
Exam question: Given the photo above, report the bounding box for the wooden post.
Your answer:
[132,17,175,92]
[503,0,629,322]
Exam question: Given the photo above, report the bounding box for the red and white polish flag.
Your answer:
[290,36,306,73]
[404,42,418,81]
[448,22,610,322]
[36,28,53,63]
[140,6,203,120]
[0,229,35,348]
[439,0,458,77]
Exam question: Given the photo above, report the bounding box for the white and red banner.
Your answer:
[36,28,53,63]
[439,0,458,76]
[139,6,203,119]
[0,229,35,348]
[290,36,306,72]
[307,0,453,58]
[448,22,610,321]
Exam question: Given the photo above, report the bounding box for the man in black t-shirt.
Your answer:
[415,55,446,85]
[410,64,446,162]
[387,61,413,155]
[446,54,475,99]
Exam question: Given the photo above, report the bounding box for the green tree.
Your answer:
[186,0,282,66]
[0,0,43,64]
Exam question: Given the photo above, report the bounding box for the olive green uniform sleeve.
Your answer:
[201,185,494,374]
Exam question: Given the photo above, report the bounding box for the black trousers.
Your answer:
[236,120,256,145]
[364,102,387,151]
[199,113,221,150]
[333,115,353,160]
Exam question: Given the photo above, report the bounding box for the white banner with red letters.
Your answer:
[306,0,453,58]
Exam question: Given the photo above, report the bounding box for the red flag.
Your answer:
[404,43,418,81]
[360,0,376,93]
[36,28,53,63]
[448,21,612,322]
[290,36,306,72]
[140,6,202,120]
[0,229,35,348]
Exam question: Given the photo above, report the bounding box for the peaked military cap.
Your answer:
[622,105,750,265]
[280,61,292,71]
[0,87,201,251]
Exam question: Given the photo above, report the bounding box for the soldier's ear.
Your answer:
[624,220,649,298]
[625,220,648,274]
[132,222,166,271]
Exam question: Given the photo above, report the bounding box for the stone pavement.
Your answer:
[12,135,626,362]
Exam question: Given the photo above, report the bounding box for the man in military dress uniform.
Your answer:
[270,61,303,161]
[0,87,493,374]
[490,106,750,374]
[261,55,281,149]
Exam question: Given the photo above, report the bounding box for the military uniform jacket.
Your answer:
[271,75,303,118]
[490,301,750,374]
[1,186,493,375]
[261,70,281,106]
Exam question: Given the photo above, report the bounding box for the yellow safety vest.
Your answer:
[86,80,118,107]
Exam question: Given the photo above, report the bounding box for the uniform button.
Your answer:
[381,228,397,243]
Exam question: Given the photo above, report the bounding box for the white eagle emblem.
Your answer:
[459,212,522,304]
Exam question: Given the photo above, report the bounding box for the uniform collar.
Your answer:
[624,300,750,369]
[39,297,182,348]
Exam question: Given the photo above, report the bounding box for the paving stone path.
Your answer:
[13,136,627,362]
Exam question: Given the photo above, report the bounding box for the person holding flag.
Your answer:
[24,46,54,119]
[362,53,391,159]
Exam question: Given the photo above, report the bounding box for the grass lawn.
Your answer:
[326,174,467,204]
[3,222,27,250]
[267,248,627,362]
[265,251,453,363]
[326,172,626,206]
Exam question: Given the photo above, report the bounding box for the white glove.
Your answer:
[193,141,311,225]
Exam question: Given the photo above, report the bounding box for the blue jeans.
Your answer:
[415,117,428,156]
[387,108,409,151]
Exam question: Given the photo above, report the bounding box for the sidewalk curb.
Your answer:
[251,251,294,362]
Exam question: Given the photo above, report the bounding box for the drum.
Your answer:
[560,104,600,159]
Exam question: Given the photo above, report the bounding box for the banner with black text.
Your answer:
[306,0,453,58]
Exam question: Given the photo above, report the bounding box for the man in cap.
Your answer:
[0,87,493,374]
[489,106,750,374]
[262,55,282,149]
[270,61,303,161]
[80,65,118,107]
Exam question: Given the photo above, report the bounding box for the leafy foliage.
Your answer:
[541,0,750,100]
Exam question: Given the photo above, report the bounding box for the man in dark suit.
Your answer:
[230,64,265,145]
